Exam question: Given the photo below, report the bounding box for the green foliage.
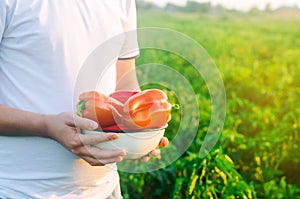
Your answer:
[120,149,256,199]
[172,149,256,199]
[182,1,212,13]
[120,11,300,199]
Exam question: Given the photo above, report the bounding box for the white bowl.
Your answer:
[82,127,166,160]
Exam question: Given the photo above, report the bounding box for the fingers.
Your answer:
[141,148,161,162]
[158,137,169,147]
[81,155,124,166]
[72,114,98,130]
[70,133,126,166]
[150,149,160,157]
[77,132,119,145]
[141,155,150,162]
[49,112,126,166]
[72,145,126,166]
[71,145,126,159]
[141,137,168,162]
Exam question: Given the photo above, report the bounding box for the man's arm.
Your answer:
[0,105,98,139]
[0,105,126,166]
[116,59,140,91]
[0,105,48,137]
[115,59,169,162]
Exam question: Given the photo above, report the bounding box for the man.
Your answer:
[0,0,167,198]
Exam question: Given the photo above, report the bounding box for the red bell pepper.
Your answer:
[109,91,139,104]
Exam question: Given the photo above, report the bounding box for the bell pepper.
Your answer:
[77,91,123,128]
[78,89,173,130]
[122,89,172,129]
[109,91,139,104]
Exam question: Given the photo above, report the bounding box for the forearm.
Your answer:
[0,104,126,165]
[0,105,47,137]
[115,59,141,91]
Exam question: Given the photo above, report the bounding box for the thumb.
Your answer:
[73,114,98,130]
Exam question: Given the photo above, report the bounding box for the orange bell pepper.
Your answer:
[77,91,123,128]
[122,89,172,129]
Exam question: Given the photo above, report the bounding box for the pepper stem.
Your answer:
[172,103,180,110]
[77,100,86,117]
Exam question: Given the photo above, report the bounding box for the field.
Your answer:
[119,9,300,199]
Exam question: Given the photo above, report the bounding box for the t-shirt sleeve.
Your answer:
[118,0,140,60]
[0,2,6,40]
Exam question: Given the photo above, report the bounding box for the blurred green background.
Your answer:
[120,1,300,198]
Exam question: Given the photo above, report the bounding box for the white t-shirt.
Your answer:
[0,0,139,198]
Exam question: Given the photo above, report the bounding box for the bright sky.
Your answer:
[144,0,300,11]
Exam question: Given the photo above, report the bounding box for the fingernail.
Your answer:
[70,149,77,154]
[109,134,119,140]
[118,156,123,162]
[152,150,160,156]
[120,150,126,156]
[89,121,98,129]
[142,156,149,162]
